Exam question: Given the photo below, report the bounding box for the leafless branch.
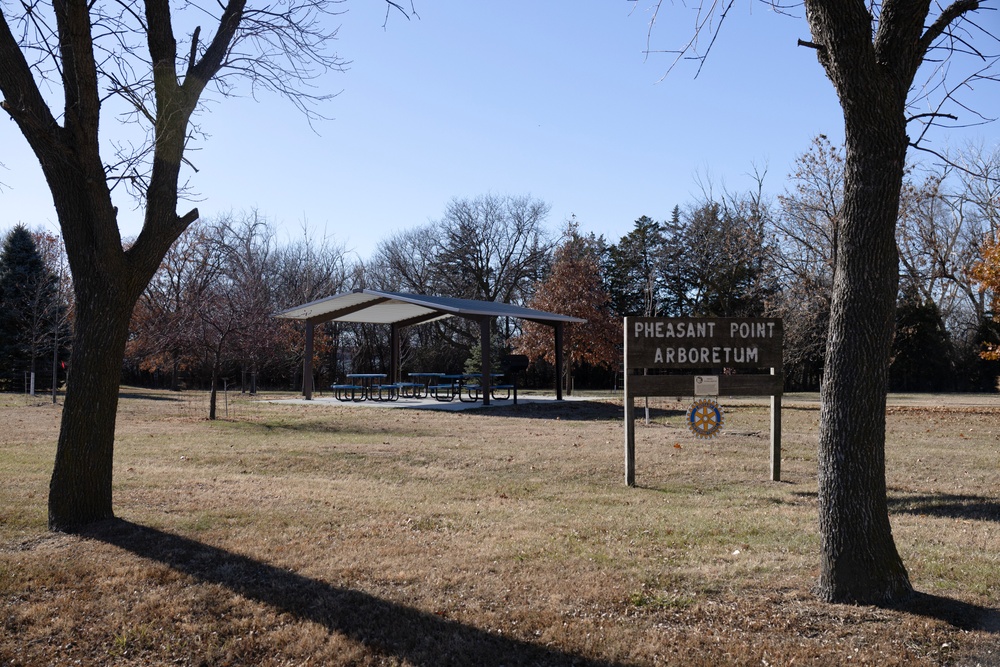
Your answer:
[797,38,826,53]
[3,0,416,213]
[908,141,991,181]
[643,0,737,80]
[382,0,418,29]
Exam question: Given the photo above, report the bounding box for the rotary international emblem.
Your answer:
[686,399,724,439]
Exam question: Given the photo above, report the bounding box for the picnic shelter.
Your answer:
[274,289,586,405]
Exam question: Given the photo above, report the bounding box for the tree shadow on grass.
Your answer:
[118,391,184,402]
[891,592,1000,634]
[483,400,684,423]
[78,519,629,667]
[756,491,1000,635]
[888,493,1000,523]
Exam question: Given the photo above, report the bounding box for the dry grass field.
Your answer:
[1,388,998,666]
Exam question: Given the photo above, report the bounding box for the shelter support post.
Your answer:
[479,316,492,406]
[303,320,314,400]
[391,324,401,383]
[555,323,564,401]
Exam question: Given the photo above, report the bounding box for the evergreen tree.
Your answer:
[889,285,955,392]
[668,201,778,317]
[0,226,59,391]
[603,216,666,317]
[966,318,1000,392]
[659,206,689,316]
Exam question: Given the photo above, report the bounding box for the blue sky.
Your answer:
[2,2,997,260]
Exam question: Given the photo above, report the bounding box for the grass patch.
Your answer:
[0,388,998,666]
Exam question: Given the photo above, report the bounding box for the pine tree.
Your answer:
[889,285,955,392]
[604,216,666,318]
[0,225,59,391]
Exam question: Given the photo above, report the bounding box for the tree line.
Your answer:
[4,139,999,401]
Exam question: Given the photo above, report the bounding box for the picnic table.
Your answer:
[406,372,446,398]
[456,373,504,402]
[331,373,389,401]
[331,370,518,404]
[425,373,503,402]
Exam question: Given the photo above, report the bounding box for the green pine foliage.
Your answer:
[0,226,61,391]
[888,287,955,392]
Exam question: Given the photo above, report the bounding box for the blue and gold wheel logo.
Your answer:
[686,399,724,439]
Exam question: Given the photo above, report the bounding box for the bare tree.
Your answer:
[430,194,553,358]
[775,137,992,388]
[432,194,553,304]
[0,0,411,529]
[803,3,1000,604]
[896,167,986,339]
[272,223,350,307]
[370,224,439,294]
[771,136,844,389]
[32,230,73,400]
[128,224,211,389]
[774,136,844,290]
[271,223,350,388]
[643,0,998,603]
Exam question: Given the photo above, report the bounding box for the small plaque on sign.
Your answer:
[694,375,719,396]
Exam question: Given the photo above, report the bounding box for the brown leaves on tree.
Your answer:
[970,235,1000,360]
[515,223,619,382]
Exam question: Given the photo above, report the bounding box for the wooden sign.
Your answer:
[623,317,784,487]
[625,317,783,370]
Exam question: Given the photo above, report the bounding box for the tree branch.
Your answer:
[797,38,827,53]
[917,0,981,59]
[908,141,989,180]
[382,1,417,29]
[907,111,959,122]
[187,26,201,74]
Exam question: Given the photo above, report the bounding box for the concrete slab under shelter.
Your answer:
[271,394,591,412]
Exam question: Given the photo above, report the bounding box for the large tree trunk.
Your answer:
[800,0,947,606]
[815,70,913,605]
[48,272,138,530]
[3,0,240,532]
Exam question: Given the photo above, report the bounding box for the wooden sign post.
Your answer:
[623,317,783,486]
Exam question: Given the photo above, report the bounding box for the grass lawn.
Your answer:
[1,388,998,665]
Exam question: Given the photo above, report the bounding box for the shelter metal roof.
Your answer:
[274,289,586,327]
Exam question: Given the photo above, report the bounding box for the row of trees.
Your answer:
[126,138,999,397]
[604,138,1000,392]
[123,194,618,399]
[109,136,1000,391]
[6,142,1000,403]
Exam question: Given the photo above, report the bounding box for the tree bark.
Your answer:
[48,264,140,530]
[817,110,913,603]
[803,0,930,604]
